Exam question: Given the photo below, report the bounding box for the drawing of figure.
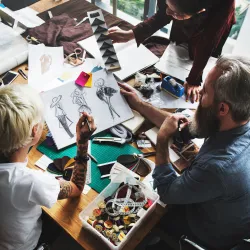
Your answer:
[40,54,52,74]
[71,88,92,116]
[50,95,74,138]
[95,78,120,120]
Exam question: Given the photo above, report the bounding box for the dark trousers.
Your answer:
[34,212,62,249]
[158,205,192,240]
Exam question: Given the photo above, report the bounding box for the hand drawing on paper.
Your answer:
[71,88,92,116]
[95,78,120,119]
[50,95,74,138]
[40,54,52,74]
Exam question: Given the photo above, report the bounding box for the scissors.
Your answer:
[26,35,41,44]
[64,48,86,66]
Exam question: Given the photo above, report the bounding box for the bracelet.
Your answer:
[74,155,89,163]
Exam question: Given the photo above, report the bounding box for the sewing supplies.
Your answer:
[161,76,184,98]
[109,125,133,143]
[85,184,152,246]
[26,35,41,44]
[93,137,126,145]
[116,154,151,177]
[18,69,28,80]
[136,139,151,149]
[64,48,86,66]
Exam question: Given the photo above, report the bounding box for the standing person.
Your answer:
[0,84,96,250]
[108,0,235,103]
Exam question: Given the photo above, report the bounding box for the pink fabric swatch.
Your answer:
[75,71,90,87]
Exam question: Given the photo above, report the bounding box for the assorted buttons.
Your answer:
[86,184,153,246]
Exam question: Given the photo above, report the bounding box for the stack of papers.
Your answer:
[121,109,145,134]
[0,22,28,75]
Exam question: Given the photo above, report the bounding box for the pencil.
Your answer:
[84,117,91,132]
[88,153,98,163]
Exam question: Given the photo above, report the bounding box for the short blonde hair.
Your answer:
[0,84,44,155]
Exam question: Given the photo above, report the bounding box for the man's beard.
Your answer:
[190,102,221,138]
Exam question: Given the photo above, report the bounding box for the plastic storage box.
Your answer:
[79,172,159,250]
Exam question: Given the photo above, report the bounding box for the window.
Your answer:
[229,0,250,40]
[110,0,144,21]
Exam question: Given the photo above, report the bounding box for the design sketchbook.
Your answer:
[40,70,134,149]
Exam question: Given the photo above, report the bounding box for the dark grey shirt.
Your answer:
[153,122,250,248]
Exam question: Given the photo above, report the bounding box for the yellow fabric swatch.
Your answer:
[84,73,92,88]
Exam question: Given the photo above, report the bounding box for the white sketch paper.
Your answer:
[41,70,134,149]
[28,44,64,92]
[78,37,159,80]
[154,43,217,83]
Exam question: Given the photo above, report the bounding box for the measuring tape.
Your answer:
[105,184,147,216]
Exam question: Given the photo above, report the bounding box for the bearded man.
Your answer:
[119,55,250,249]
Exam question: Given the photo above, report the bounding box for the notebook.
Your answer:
[121,110,145,134]
[78,37,159,80]
[0,22,28,75]
[40,70,134,149]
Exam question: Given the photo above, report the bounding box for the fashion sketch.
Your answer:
[71,88,92,116]
[50,95,74,138]
[95,78,120,119]
[40,54,52,74]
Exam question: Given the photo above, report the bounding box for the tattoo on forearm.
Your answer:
[78,131,91,145]
[71,162,87,191]
[58,180,73,200]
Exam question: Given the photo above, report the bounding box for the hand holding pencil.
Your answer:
[76,112,97,157]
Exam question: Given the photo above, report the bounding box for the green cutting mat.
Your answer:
[37,132,141,193]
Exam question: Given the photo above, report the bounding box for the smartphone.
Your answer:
[1,71,19,86]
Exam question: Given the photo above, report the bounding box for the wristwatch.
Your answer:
[74,154,89,163]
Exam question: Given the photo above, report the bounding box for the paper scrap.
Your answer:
[75,71,90,87]
[84,72,92,88]
[35,155,53,171]
[58,71,73,82]
[82,185,91,194]
[91,65,103,73]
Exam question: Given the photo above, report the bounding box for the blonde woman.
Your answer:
[0,84,96,250]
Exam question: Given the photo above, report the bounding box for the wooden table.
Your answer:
[11,1,166,249]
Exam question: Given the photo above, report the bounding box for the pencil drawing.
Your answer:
[71,88,92,116]
[95,78,120,119]
[50,95,74,138]
[40,54,52,74]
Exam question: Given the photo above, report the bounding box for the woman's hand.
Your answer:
[184,82,200,103]
[76,112,96,155]
[108,27,135,43]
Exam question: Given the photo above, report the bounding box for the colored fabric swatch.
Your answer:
[75,71,90,87]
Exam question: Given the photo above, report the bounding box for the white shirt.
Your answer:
[0,160,60,250]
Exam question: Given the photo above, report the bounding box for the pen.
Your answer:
[83,116,91,132]
[18,69,28,80]
[178,120,182,132]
